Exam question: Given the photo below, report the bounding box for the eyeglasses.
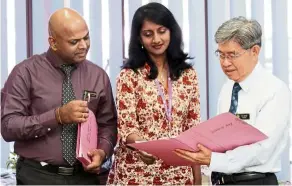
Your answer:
[215,50,248,61]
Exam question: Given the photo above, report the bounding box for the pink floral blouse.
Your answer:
[107,64,201,185]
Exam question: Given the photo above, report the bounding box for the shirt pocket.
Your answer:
[236,104,256,126]
[87,97,99,113]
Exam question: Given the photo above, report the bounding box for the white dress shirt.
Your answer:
[209,63,291,174]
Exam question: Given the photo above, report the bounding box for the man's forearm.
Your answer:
[97,124,117,157]
[1,109,59,141]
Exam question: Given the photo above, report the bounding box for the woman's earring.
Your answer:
[141,45,144,49]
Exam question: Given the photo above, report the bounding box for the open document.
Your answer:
[128,112,267,166]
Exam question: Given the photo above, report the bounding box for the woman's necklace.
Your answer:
[159,63,168,84]
[160,73,165,83]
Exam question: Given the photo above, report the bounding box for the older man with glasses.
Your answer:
[174,16,291,185]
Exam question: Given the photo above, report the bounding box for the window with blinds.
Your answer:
[1,0,292,180]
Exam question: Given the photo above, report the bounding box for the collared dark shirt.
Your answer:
[1,49,117,166]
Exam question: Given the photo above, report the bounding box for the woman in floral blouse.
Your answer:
[107,2,201,185]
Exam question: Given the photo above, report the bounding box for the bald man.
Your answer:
[1,8,117,185]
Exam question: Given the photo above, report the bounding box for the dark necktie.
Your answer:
[211,82,242,184]
[60,64,77,166]
[228,83,242,114]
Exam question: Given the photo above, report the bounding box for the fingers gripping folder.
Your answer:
[76,90,98,167]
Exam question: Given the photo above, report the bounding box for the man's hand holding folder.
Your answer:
[128,112,268,166]
[84,149,106,174]
[76,90,105,174]
[174,144,212,166]
[76,110,98,167]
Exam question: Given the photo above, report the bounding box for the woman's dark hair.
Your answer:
[123,2,193,80]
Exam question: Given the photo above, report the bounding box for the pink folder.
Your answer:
[128,112,268,166]
[76,110,98,167]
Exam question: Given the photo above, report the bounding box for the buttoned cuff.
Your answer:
[39,109,59,131]
[209,152,229,173]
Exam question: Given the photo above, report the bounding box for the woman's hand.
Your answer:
[126,133,157,165]
[138,150,157,165]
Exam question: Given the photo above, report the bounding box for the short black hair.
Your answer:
[123,2,193,80]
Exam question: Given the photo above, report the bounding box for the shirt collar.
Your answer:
[237,63,262,93]
[46,48,65,68]
[45,48,81,68]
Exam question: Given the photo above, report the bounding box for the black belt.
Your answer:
[212,172,273,185]
[18,157,84,176]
